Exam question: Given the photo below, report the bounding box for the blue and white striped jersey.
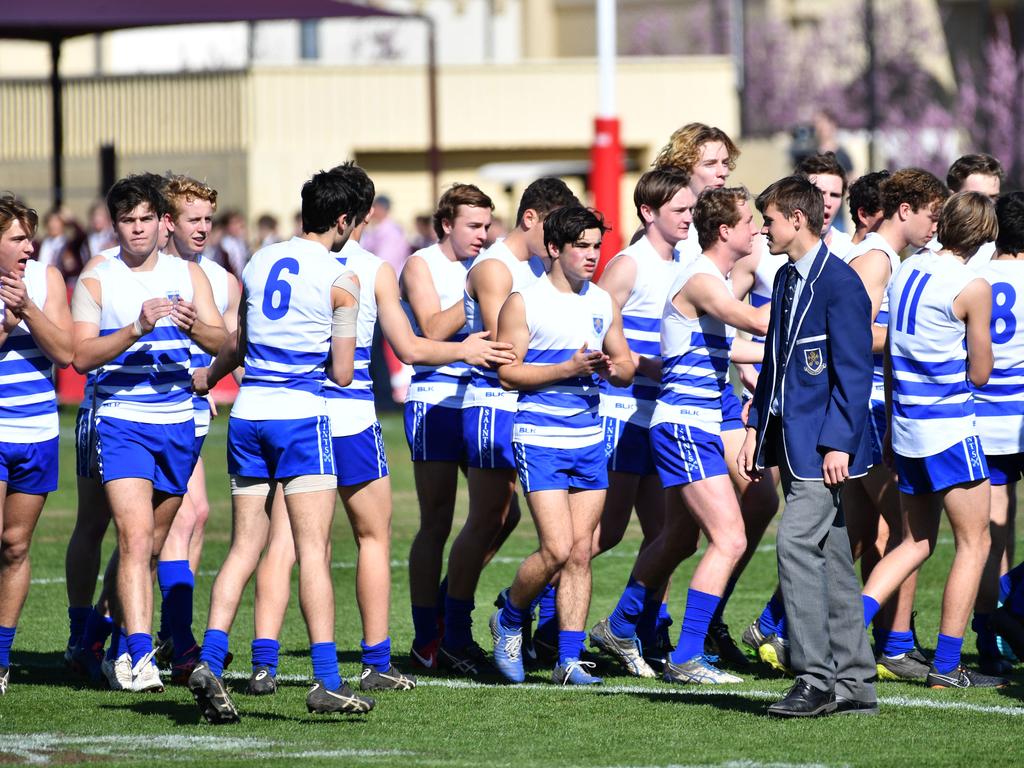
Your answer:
[403,243,473,409]
[232,237,344,421]
[650,255,735,434]
[0,259,58,442]
[599,235,682,427]
[513,275,613,449]
[93,252,194,425]
[324,239,383,437]
[848,231,902,404]
[973,259,1024,454]
[887,251,979,458]
[462,239,545,411]
[191,254,231,436]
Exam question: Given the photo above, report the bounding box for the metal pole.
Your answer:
[865,0,878,171]
[592,0,622,275]
[50,38,64,208]
[425,15,441,203]
[732,0,746,136]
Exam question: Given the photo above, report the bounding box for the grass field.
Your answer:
[3,408,1024,767]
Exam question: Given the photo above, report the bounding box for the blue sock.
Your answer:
[670,589,720,665]
[251,638,280,676]
[157,560,196,657]
[972,613,999,657]
[106,625,123,661]
[608,577,652,639]
[711,577,738,625]
[535,585,557,643]
[499,600,529,631]
[0,625,15,667]
[999,561,1024,604]
[862,595,881,627]
[882,630,914,657]
[68,607,90,647]
[657,603,673,632]
[200,629,230,676]
[436,577,449,619]
[82,609,114,650]
[776,614,788,640]
[758,593,785,636]
[872,625,890,654]
[411,605,439,650]
[933,633,963,674]
[442,596,474,651]
[125,632,153,669]
[635,594,662,648]
[310,641,341,690]
[558,630,586,665]
[361,637,392,673]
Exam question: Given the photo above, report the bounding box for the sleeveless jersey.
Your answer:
[970,241,996,271]
[513,276,613,449]
[462,240,546,411]
[93,252,194,424]
[973,259,1024,454]
[599,235,681,427]
[651,255,735,434]
[324,239,383,437]
[748,243,788,372]
[826,226,854,262]
[888,251,979,457]
[674,232,701,267]
[403,243,473,408]
[847,232,901,403]
[232,237,344,421]
[0,259,57,442]
[191,254,232,433]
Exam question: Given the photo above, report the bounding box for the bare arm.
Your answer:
[399,254,466,341]
[0,265,73,367]
[470,259,515,334]
[496,293,610,391]
[955,277,993,387]
[377,263,514,368]
[599,304,636,388]
[328,276,359,387]
[848,250,892,354]
[730,251,758,301]
[685,273,769,336]
[176,261,228,355]
[730,338,765,365]
[596,253,636,310]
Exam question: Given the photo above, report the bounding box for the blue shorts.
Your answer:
[75,407,96,479]
[0,437,59,495]
[650,422,729,488]
[463,406,516,470]
[721,388,744,432]
[867,398,887,468]
[603,417,656,476]
[334,423,390,487]
[95,416,194,496]
[896,436,989,495]
[228,415,335,479]
[404,401,465,463]
[192,433,208,470]
[986,453,1024,486]
[513,440,608,493]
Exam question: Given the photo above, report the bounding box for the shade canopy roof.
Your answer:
[0,0,402,42]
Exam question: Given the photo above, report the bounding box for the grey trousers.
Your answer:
[776,465,877,703]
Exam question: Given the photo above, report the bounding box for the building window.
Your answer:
[300,20,320,60]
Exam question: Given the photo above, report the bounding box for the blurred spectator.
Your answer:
[36,208,85,284]
[361,194,410,274]
[813,109,854,176]
[83,201,116,260]
[485,215,507,247]
[215,210,250,279]
[409,213,437,252]
[255,213,280,248]
[293,210,304,237]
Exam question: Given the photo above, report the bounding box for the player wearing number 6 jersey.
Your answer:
[862,191,1006,689]
[971,191,1024,673]
[189,165,370,723]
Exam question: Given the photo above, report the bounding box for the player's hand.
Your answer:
[741,397,752,425]
[192,367,211,396]
[209,396,219,419]
[737,427,761,482]
[137,298,173,335]
[461,331,516,367]
[822,450,850,489]
[170,298,198,335]
[565,343,610,377]
[0,274,30,319]
[737,363,759,395]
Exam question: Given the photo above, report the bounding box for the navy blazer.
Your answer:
[747,243,874,481]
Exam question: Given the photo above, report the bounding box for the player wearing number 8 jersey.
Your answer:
[189,165,371,722]
[862,191,1006,689]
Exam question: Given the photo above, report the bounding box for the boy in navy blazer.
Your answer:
[739,176,877,717]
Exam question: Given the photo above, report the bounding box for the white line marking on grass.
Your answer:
[591,762,844,768]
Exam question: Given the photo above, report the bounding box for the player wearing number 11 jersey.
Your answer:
[861,191,1006,689]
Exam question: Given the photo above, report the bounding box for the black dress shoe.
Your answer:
[767,679,836,718]
[834,695,879,716]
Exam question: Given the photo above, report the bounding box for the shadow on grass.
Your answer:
[599,686,771,716]
[98,699,293,724]
[281,648,363,664]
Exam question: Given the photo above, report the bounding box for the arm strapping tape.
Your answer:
[71,274,101,324]
[332,273,360,338]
